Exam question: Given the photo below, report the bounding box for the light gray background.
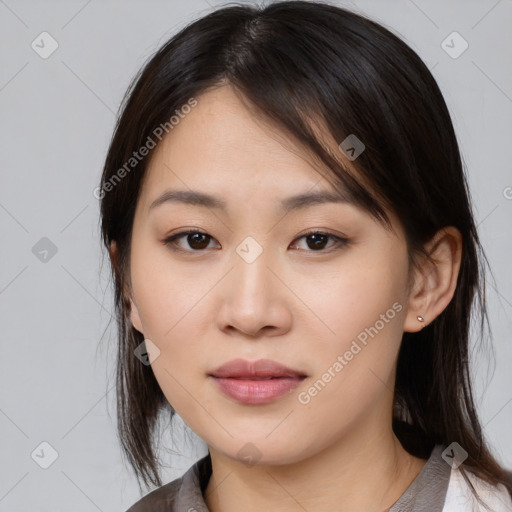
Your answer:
[0,0,511,510]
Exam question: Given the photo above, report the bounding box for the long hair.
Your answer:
[98,0,511,499]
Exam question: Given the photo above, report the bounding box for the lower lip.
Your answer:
[210,376,305,404]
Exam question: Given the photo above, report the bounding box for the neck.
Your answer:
[204,423,427,512]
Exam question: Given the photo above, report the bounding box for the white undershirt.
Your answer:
[442,467,512,511]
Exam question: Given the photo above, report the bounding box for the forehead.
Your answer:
[139,86,360,213]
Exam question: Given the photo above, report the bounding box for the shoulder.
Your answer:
[443,467,512,512]
[124,475,184,512]
[123,454,212,512]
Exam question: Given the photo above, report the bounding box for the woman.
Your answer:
[98,1,512,511]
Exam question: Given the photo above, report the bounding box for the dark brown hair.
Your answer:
[98,0,511,502]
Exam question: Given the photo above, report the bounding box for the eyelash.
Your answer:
[163,229,349,255]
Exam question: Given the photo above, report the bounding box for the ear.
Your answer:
[109,240,144,335]
[403,226,462,333]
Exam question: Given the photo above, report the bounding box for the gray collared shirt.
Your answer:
[126,444,452,512]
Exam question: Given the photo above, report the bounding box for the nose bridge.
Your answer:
[216,233,288,334]
[232,234,275,300]
[210,197,301,335]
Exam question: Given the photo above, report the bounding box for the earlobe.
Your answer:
[129,298,144,334]
[109,240,144,335]
[109,240,119,277]
[403,227,462,333]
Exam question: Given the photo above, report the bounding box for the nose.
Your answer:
[215,244,292,338]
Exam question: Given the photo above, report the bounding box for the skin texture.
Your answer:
[110,85,462,512]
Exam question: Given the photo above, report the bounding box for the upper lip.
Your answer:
[209,358,307,379]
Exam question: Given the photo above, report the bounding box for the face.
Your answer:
[124,85,415,466]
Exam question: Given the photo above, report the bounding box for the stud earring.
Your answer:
[417,315,424,322]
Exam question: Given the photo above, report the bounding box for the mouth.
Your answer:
[209,358,307,380]
[208,359,307,404]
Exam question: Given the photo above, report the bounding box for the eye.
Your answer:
[290,230,349,252]
[163,229,349,254]
[163,230,219,253]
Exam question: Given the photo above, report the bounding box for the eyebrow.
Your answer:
[148,188,355,215]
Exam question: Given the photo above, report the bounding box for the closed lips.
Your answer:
[209,358,307,379]
[228,376,291,380]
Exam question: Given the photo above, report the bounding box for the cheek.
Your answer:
[292,262,407,435]
[130,255,209,415]
[129,244,219,398]
[296,250,407,347]
[292,249,408,413]
[130,240,204,336]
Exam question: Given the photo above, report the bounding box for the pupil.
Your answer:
[190,233,208,249]
[307,234,327,250]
